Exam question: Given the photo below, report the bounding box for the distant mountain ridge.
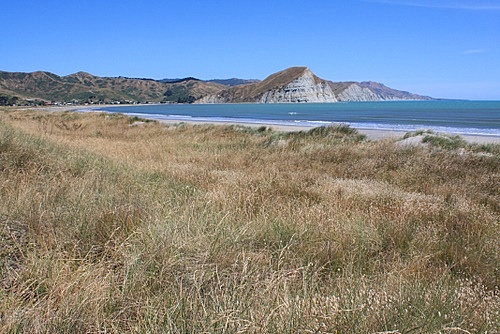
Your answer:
[206,78,260,86]
[0,67,433,105]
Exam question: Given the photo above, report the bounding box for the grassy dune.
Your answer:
[1,108,498,333]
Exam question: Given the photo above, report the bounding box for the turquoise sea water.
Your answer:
[94,100,500,137]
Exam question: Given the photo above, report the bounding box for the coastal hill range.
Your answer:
[0,67,432,105]
[0,71,225,105]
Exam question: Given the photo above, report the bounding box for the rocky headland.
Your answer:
[0,66,433,106]
[196,67,432,104]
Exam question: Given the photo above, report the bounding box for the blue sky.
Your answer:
[1,0,499,99]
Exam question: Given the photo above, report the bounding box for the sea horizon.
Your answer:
[83,100,500,138]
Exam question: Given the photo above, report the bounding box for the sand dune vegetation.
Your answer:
[1,108,498,333]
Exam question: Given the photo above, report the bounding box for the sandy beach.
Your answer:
[31,105,500,144]
[155,118,500,144]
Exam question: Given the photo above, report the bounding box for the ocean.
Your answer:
[94,100,500,137]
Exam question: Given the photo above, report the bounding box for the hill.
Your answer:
[0,71,224,105]
[197,67,337,103]
[197,67,433,103]
[330,81,433,102]
[0,67,433,105]
[159,77,259,86]
[206,78,260,86]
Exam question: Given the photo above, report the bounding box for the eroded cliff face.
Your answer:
[195,94,226,104]
[194,67,433,104]
[335,83,380,102]
[258,69,337,103]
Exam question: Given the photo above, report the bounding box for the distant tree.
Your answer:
[177,95,196,104]
[0,95,9,106]
[0,95,19,106]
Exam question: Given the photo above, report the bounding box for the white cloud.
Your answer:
[365,0,500,10]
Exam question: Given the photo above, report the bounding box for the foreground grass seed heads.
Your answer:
[0,108,498,333]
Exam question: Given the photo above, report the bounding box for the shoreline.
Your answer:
[156,119,500,144]
[25,104,500,144]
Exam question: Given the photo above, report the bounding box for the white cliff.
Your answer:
[195,67,432,104]
[258,69,337,103]
[335,83,380,102]
[196,94,225,104]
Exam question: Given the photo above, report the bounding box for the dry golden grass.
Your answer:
[1,108,498,333]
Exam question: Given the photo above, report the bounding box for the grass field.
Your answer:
[1,108,498,333]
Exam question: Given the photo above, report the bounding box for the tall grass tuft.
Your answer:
[0,109,498,332]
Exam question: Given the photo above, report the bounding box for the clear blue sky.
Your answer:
[1,0,499,99]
